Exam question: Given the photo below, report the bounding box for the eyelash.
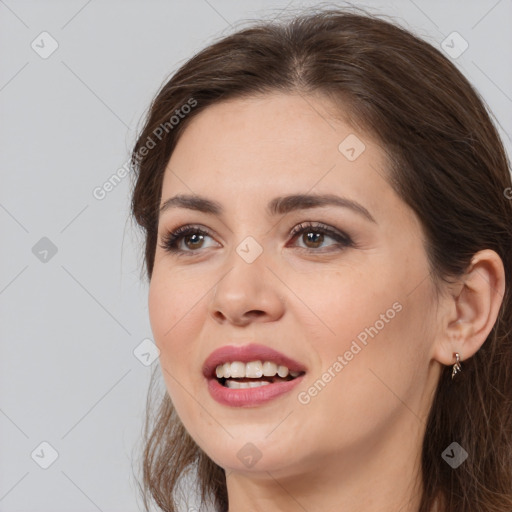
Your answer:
[159,222,353,256]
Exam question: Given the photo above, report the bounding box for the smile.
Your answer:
[203,343,307,407]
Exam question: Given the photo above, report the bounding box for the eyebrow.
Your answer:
[159,193,376,223]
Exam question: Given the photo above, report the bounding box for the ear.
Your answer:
[432,249,506,366]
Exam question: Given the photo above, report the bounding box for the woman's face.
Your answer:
[149,93,441,478]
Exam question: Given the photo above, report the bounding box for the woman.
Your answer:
[130,7,512,512]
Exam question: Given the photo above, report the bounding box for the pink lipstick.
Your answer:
[203,343,306,407]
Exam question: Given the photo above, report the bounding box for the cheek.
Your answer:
[147,265,228,457]
[147,271,201,381]
[298,303,429,449]
[289,262,393,348]
[148,278,174,349]
[148,267,199,344]
[313,246,431,355]
[296,256,432,404]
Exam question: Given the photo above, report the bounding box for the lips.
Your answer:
[202,343,307,379]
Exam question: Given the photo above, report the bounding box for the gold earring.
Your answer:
[451,353,462,380]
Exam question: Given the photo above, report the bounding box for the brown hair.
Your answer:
[130,6,512,512]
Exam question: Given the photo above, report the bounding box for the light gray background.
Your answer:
[1,1,511,511]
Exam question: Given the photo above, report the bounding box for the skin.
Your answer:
[148,93,505,512]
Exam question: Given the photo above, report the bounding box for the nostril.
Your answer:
[247,310,265,318]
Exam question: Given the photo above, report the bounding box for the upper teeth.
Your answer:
[215,361,300,379]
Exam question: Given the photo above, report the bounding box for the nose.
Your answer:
[208,250,285,326]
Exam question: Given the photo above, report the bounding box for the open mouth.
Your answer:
[218,374,304,388]
[204,347,307,406]
[214,361,305,389]
[203,344,308,406]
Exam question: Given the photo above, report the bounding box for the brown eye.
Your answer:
[183,233,206,250]
[290,222,353,251]
[302,230,325,249]
[160,225,218,254]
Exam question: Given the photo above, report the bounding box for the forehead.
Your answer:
[161,93,397,222]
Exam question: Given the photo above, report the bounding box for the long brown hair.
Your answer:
[130,6,512,512]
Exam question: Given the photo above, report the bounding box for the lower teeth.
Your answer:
[225,380,271,389]
[221,376,296,389]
